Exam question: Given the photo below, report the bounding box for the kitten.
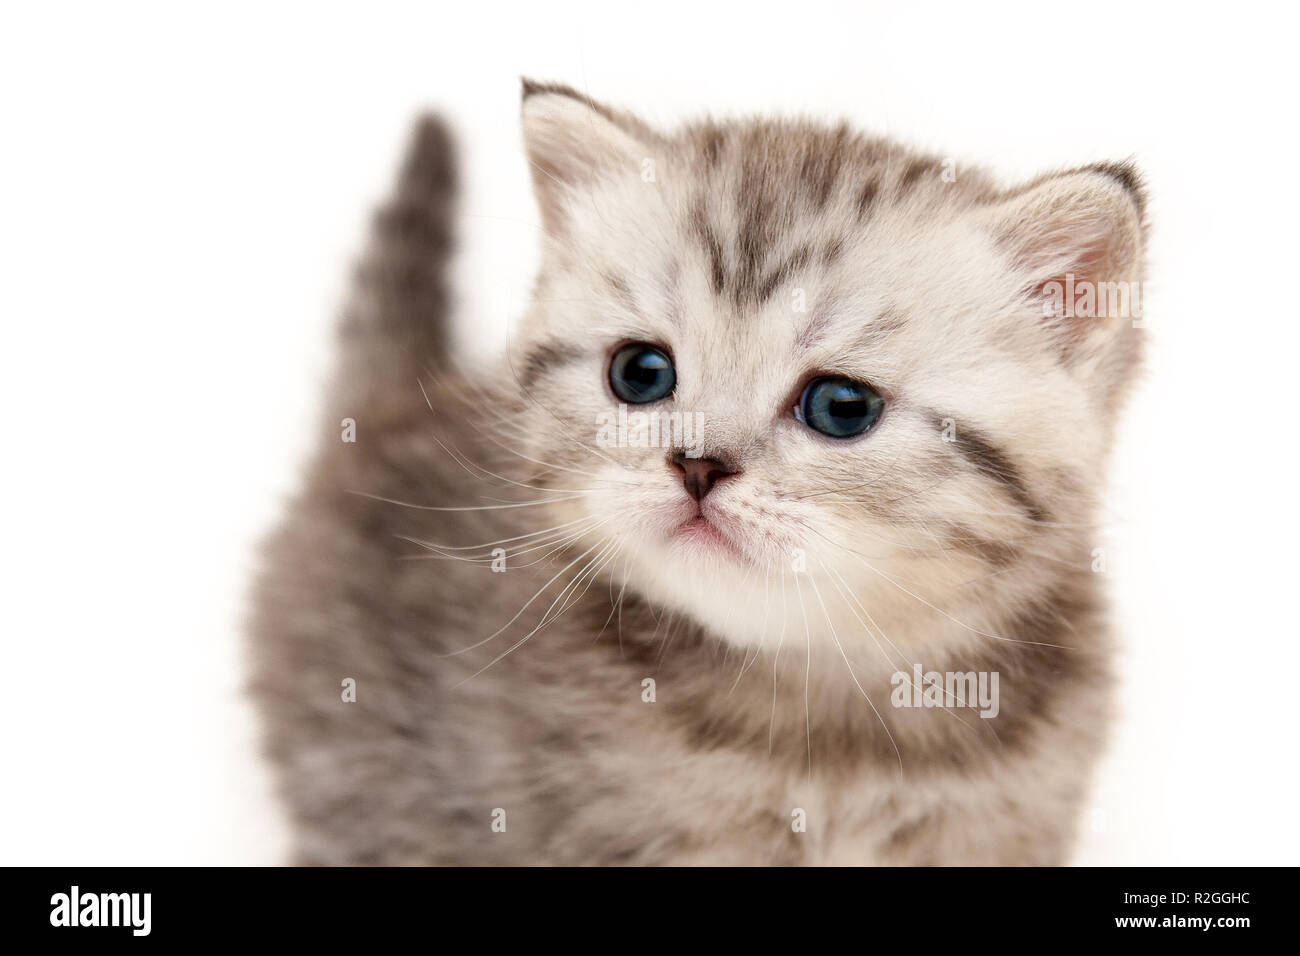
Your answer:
[249,81,1145,865]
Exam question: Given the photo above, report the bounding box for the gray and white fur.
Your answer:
[248,82,1146,865]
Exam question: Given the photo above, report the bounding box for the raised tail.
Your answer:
[338,115,458,387]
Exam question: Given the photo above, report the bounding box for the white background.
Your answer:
[3,1,1298,865]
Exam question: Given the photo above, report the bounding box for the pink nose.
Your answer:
[669,452,738,501]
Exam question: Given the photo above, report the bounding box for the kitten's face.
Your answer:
[511,87,1144,650]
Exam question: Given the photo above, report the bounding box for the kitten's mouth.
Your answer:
[673,511,743,557]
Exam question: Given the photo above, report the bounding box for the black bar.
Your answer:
[5,866,1275,943]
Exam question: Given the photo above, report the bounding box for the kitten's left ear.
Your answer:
[988,163,1146,352]
[520,79,657,233]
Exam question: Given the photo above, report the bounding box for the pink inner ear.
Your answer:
[1000,170,1144,356]
[1030,230,1127,355]
[1034,232,1113,314]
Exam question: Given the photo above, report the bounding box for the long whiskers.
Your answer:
[437,529,612,658]
[450,537,622,688]
[805,564,904,772]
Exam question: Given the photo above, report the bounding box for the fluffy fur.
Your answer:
[249,83,1145,864]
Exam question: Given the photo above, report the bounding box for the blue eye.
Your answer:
[609,343,675,403]
[798,376,884,438]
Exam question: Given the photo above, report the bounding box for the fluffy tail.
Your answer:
[338,115,458,386]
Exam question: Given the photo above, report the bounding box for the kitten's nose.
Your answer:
[669,452,738,501]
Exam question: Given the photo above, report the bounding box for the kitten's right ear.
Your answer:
[520,79,654,233]
[988,163,1146,327]
[985,163,1147,410]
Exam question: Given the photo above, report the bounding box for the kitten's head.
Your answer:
[509,82,1145,649]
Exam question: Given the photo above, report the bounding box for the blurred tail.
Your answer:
[340,115,457,381]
